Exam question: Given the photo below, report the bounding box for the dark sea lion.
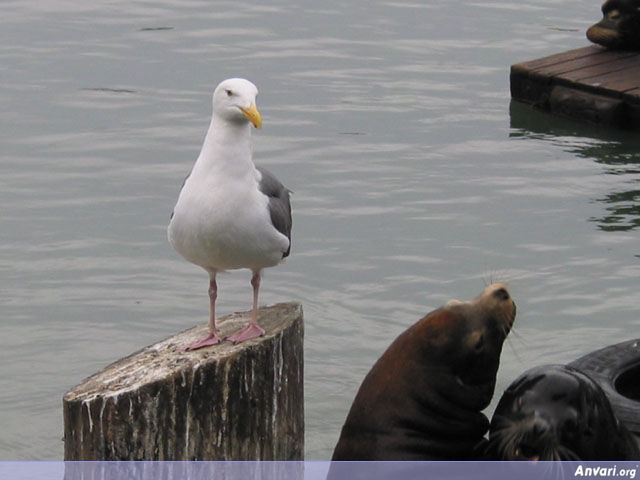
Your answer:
[331,283,516,460]
[587,0,640,50]
[487,364,640,460]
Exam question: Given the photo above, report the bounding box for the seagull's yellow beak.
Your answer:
[240,104,262,129]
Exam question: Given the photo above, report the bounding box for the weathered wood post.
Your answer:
[63,302,304,460]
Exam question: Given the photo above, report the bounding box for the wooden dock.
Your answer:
[510,45,640,130]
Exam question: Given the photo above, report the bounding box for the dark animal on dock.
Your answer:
[587,0,640,50]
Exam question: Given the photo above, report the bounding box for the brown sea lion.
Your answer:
[487,364,640,460]
[587,0,640,50]
[331,283,516,460]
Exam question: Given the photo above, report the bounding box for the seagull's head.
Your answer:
[212,78,262,129]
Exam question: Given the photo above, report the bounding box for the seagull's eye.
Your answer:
[225,89,233,97]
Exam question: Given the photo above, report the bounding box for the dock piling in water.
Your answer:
[510,45,640,130]
[62,302,304,461]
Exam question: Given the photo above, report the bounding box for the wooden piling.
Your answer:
[63,302,304,461]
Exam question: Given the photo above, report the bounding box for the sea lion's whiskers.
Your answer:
[539,451,569,480]
[488,364,640,461]
[501,302,528,350]
[483,269,514,288]
[505,335,523,364]
[502,319,524,363]
[556,445,580,461]
[495,307,523,363]
[487,417,522,459]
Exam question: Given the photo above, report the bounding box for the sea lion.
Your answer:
[331,283,516,460]
[587,0,640,50]
[487,364,640,460]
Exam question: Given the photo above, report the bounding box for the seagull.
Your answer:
[168,78,292,351]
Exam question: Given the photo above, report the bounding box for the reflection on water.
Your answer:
[510,100,640,232]
[593,189,640,232]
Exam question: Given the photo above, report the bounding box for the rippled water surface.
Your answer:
[1,0,639,460]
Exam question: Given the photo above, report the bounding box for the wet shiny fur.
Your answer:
[488,364,640,460]
[332,283,516,460]
[587,0,640,49]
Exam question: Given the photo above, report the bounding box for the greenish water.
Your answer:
[1,0,639,460]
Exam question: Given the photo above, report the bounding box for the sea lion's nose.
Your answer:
[493,287,510,301]
[531,416,549,436]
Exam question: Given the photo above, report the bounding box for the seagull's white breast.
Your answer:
[168,171,289,272]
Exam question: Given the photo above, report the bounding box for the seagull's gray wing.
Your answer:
[257,166,292,258]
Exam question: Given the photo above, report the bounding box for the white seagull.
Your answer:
[168,78,292,351]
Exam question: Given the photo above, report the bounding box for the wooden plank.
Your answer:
[516,46,601,71]
[536,51,638,77]
[577,65,640,92]
[556,55,640,82]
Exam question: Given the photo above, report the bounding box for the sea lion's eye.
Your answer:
[474,335,484,352]
[493,288,509,301]
[607,9,621,19]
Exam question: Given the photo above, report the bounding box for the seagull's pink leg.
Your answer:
[225,271,266,344]
[182,276,222,351]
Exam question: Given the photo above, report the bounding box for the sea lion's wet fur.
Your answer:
[587,0,640,50]
[332,283,516,460]
[488,364,640,461]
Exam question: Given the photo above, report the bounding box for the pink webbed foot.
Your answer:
[181,332,222,351]
[225,323,265,344]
